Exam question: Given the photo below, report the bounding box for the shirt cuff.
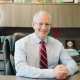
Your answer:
[43,69,53,78]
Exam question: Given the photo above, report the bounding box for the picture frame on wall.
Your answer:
[63,0,73,2]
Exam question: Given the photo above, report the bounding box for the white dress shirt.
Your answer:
[14,33,78,78]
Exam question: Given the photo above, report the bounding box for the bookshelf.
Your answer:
[0,36,5,75]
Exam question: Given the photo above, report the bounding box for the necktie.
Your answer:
[40,41,48,69]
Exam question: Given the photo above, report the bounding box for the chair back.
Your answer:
[3,32,29,75]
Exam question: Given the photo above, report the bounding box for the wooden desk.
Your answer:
[67,71,80,80]
[0,71,80,80]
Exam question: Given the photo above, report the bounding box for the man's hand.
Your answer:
[53,65,69,79]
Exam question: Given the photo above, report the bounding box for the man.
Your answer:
[14,11,78,79]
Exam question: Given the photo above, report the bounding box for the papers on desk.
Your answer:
[66,49,80,62]
[66,49,79,56]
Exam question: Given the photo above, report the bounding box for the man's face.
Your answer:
[32,14,52,40]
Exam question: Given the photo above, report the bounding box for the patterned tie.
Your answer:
[40,41,48,69]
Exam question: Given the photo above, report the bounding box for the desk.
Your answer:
[0,71,80,80]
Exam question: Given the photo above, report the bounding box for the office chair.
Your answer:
[3,32,29,75]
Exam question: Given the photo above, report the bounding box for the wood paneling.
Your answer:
[0,4,18,27]
[18,4,43,27]
[0,3,80,27]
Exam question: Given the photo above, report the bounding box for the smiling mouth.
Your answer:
[40,29,48,33]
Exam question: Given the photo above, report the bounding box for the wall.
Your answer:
[0,27,80,50]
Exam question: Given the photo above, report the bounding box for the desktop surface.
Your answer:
[0,71,80,80]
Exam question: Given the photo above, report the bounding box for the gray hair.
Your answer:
[33,11,52,23]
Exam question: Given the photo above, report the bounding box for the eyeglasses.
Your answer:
[34,22,51,27]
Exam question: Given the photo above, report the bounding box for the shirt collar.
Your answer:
[33,33,48,44]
